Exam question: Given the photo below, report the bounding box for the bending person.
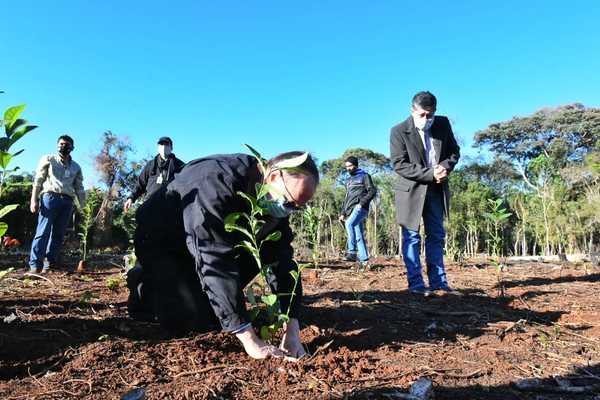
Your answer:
[126,151,319,360]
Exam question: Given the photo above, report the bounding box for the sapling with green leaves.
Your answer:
[483,198,512,296]
[224,144,311,342]
[0,103,37,237]
[78,189,100,270]
[302,204,323,268]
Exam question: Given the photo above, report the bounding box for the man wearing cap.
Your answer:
[126,151,319,361]
[124,136,185,212]
[338,156,377,270]
[390,91,460,296]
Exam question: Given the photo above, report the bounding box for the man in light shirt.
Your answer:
[389,91,460,296]
[29,135,85,273]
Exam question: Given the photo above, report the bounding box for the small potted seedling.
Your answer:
[77,190,100,273]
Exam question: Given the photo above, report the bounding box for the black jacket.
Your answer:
[389,115,460,230]
[129,154,185,202]
[134,154,302,331]
[341,168,377,216]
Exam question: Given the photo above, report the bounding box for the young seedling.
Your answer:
[77,189,100,272]
[224,144,310,341]
[105,276,121,292]
[302,205,322,269]
[483,198,512,296]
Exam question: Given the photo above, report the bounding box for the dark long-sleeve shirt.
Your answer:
[134,153,301,331]
[129,154,185,202]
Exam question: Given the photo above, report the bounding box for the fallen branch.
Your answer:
[308,339,334,360]
[23,273,55,285]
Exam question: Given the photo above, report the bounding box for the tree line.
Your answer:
[2,104,599,260]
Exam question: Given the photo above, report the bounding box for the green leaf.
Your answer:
[11,149,24,158]
[261,294,278,306]
[0,137,9,152]
[0,151,12,169]
[226,224,254,240]
[263,230,282,242]
[246,286,256,304]
[248,308,260,321]
[290,270,299,281]
[0,204,18,218]
[237,191,259,212]
[278,313,290,323]
[256,183,272,200]
[259,325,271,341]
[0,222,8,237]
[9,125,37,146]
[298,262,313,271]
[3,105,25,128]
[224,212,243,228]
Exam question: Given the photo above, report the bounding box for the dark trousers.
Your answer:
[127,243,260,335]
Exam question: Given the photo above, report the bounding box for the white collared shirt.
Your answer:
[417,126,437,168]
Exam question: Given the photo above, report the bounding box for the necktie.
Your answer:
[423,130,432,167]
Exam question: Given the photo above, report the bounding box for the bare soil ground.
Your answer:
[1,253,599,399]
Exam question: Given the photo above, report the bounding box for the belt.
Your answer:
[46,192,73,200]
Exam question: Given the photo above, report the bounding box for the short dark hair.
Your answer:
[268,151,320,184]
[345,156,358,167]
[412,91,437,111]
[57,135,74,146]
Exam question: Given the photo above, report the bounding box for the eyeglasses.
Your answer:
[279,170,306,211]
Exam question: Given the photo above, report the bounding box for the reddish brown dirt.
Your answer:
[1,254,599,399]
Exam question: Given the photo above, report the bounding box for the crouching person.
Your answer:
[126,151,319,360]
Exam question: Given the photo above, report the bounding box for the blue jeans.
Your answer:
[401,187,448,290]
[29,193,74,271]
[345,205,369,262]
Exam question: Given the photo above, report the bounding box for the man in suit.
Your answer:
[389,91,460,296]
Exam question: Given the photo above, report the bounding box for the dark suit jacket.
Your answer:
[389,115,460,231]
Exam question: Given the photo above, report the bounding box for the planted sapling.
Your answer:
[224,144,310,341]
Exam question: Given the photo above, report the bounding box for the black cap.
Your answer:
[157,136,173,146]
[345,156,358,166]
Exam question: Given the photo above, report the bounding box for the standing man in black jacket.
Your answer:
[127,151,319,360]
[338,156,377,269]
[124,136,185,212]
[390,91,460,296]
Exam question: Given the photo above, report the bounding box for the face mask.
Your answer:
[58,145,72,156]
[260,195,293,219]
[158,145,172,158]
[413,115,434,130]
[424,117,434,130]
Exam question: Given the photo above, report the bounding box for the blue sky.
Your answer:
[2,0,599,187]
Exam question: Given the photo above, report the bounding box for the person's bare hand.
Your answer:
[433,165,448,183]
[124,198,133,212]
[30,199,39,214]
[279,318,307,361]
[338,215,345,223]
[236,327,287,359]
